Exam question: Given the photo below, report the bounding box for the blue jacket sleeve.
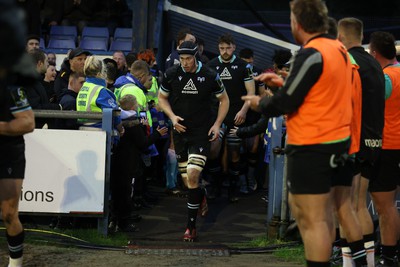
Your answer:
[96,88,121,126]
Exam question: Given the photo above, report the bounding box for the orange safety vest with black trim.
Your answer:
[382,65,400,149]
[286,37,352,145]
[348,53,362,155]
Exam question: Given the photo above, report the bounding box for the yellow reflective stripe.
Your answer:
[86,85,102,112]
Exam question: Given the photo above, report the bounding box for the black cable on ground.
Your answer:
[229,241,301,255]
[0,227,127,251]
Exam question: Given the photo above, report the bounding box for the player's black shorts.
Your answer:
[353,158,379,180]
[285,141,350,194]
[369,149,400,192]
[173,130,210,162]
[0,144,26,179]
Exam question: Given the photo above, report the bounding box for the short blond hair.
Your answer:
[119,94,137,111]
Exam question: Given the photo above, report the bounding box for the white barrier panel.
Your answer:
[20,129,107,214]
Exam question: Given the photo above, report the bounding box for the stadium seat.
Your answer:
[47,38,76,50]
[82,27,109,39]
[39,38,45,49]
[113,28,133,40]
[109,40,132,53]
[49,25,77,40]
[80,39,108,51]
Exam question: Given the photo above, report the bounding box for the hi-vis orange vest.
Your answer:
[382,65,400,149]
[286,37,352,145]
[348,53,362,155]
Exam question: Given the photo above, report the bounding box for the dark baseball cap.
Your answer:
[69,48,91,60]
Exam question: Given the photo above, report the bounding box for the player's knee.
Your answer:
[2,210,17,226]
[187,154,207,172]
[178,161,188,174]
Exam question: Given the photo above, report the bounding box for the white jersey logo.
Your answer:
[220,67,232,80]
[182,78,198,94]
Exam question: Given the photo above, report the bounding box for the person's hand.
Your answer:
[241,95,261,112]
[208,124,220,142]
[277,69,289,78]
[254,72,284,88]
[157,126,168,136]
[172,115,186,133]
[141,118,149,126]
[229,126,239,137]
[234,109,246,126]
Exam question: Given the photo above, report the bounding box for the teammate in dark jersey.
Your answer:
[368,31,400,267]
[238,48,266,192]
[0,73,35,267]
[207,34,255,202]
[158,41,229,242]
[0,2,36,266]
[338,17,385,267]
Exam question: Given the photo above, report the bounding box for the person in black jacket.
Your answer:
[110,94,168,232]
[26,49,61,128]
[57,71,85,129]
[54,48,91,102]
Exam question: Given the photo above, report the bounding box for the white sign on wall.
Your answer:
[20,129,107,214]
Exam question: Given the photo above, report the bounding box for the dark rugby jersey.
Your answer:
[0,83,32,146]
[207,55,253,126]
[160,62,225,132]
[349,47,385,162]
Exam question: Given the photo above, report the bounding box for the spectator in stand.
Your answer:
[113,50,128,78]
[61,0,97,34]
[103,58,118,91]
[42,63,57,103]
[58,72,85,129]
[40,0,64,30]
[76,55,124,139]
[110,94,167,232]
[92,0,128,36]
[267,49,292,95]
[47,52,57,67]
[125,52,137,73]
[26,49,61,129]
[165,27,196,70]
[25,34,40,53]
[17,0,41,36]
[137,49,159,105]
[54,48,91,103]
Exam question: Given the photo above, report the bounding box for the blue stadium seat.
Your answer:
[82,27,109,39]
[80,39,108,51]
[109,40,132,53]
[113,28,132,40]
[47,38,76,50]
[49,25,77,40]
[39,38,45,49]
